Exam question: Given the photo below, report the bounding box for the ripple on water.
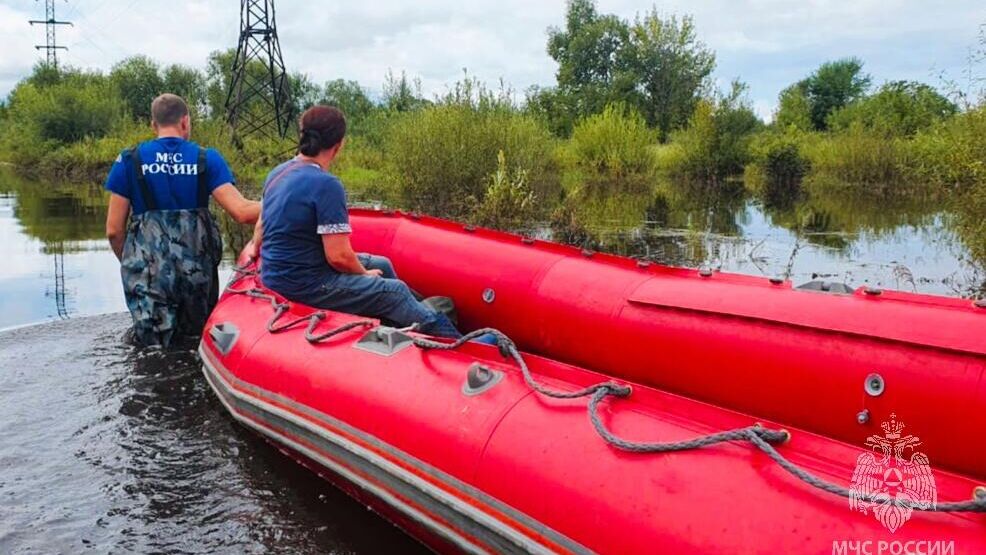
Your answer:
[0,314,427,554]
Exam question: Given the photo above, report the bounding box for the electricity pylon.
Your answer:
[225,0,293,139]
[29,0,73,67]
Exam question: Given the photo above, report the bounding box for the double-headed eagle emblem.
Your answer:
[848,413,937,532]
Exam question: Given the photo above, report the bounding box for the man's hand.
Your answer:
[106,193,131,261]
[241,240,259,262]
[365,269,383,277]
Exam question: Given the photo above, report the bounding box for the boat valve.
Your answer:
[462,363,504,396]
[864,373,885,397]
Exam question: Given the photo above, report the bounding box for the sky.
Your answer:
[1,1,983,120]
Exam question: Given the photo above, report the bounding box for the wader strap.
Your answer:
[197,148,209,207]
[129,146,157,212]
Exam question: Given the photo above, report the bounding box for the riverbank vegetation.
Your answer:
[1,0,983,244]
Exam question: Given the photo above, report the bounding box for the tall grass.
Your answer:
[799,124,913,191]
[908,107,986,189]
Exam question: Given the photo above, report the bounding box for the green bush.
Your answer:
[667,82,762,183]
[0,69,126,169]
[908,106,986,189]
[745,131,811,202]
[827,81,957,137]
[563,104,656,194]
[383,92,558,218]
[801,123,910,189]
[333,136,394,203]
[470,150,538,230]
[6,79,123,144]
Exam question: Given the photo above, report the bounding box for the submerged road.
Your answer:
[0,314,427,554]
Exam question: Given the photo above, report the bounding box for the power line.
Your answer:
[29,0,73,68]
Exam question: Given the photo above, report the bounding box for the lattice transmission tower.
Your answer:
[225,0,293,139]
[29,0,73,67]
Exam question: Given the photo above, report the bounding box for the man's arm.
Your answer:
[322,234,380,276]
[106,193,131,261]
[212,184,260,224]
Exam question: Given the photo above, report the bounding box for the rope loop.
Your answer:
[306,318,374,344]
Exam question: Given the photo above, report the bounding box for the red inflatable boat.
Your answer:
[200,208,986,553]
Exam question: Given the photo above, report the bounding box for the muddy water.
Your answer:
[0,315,427,554]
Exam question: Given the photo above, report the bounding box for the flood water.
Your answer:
[1,172,984,553]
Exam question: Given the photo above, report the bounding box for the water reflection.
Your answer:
[548,178,984,296]
[0,172,107,251]
[1,170,983,331]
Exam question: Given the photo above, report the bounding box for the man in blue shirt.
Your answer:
[104,93,259,346]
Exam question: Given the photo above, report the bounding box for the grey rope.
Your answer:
[413,328,631,399]
[417,328,986,513]
[227,285,374,344]
[743,426,986,512]
[224,273,986,513]
[587,389,788,451]
[304,313,374,343]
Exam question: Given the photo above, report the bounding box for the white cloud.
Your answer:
[1,0,982,115]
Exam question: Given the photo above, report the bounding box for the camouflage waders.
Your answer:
[121,146,223,347]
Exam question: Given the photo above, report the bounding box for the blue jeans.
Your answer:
[299,254,462,339]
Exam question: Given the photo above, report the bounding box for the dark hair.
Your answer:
[151,93,189,126]
[298,105,347,156]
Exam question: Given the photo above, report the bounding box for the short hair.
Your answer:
[298,105,347,156]
[151,94,190,126]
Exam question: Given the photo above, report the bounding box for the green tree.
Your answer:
[384,100,558,217]
[827,80,957,136]
[774,85,812,132]
[25,62,63,88]
[204,49,236,118]
[162,64,207,114]
[110,56,165,121]
[799,58,871,130]
[539,0,714,138]
[321,79,376,123]
[382,70,428,113]
[289,72,321,115]
[539,0,634,135]
[627,10,716,139]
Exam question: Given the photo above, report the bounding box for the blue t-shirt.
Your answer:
[104,137,235,215]
[259,159,350,297]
